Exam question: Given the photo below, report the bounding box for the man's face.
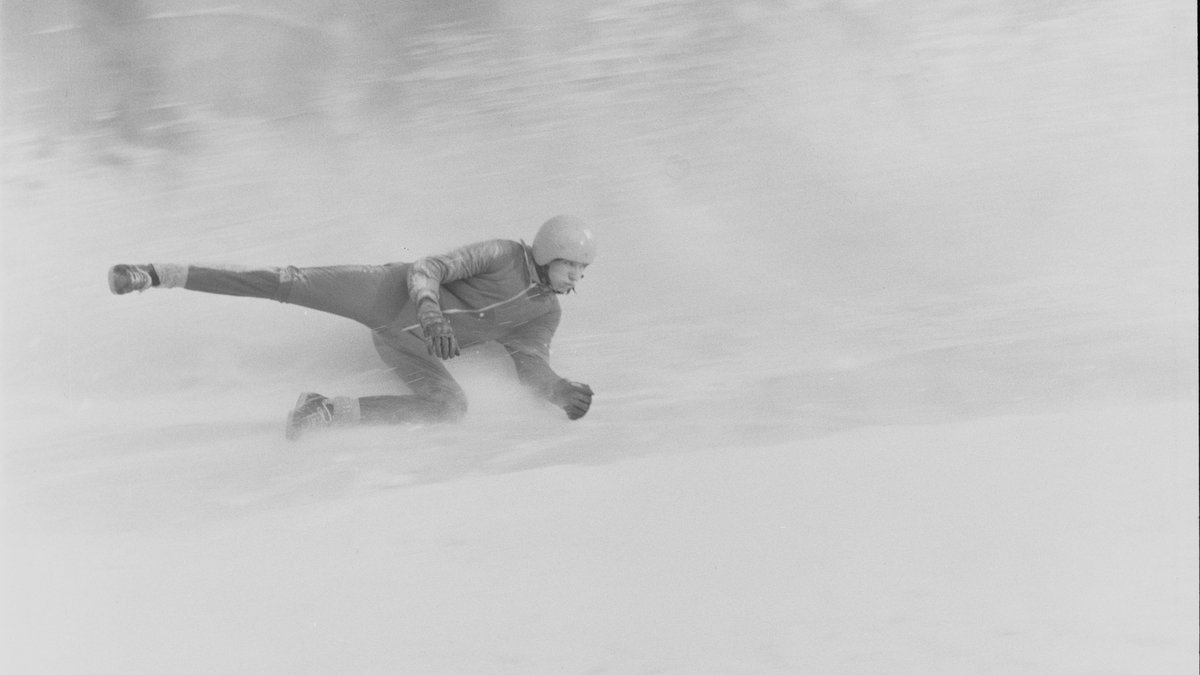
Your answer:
[546,259,588,294]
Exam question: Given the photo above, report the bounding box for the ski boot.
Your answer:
[108,264,157,295]
[285,392,334,440]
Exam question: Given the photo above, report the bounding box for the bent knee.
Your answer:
[431,391,468,423]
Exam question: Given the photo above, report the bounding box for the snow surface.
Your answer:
[3,2,1198,673]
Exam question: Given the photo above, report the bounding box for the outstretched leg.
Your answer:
[110,262,408,327]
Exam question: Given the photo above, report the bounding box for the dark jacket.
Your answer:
[404,239,563,395]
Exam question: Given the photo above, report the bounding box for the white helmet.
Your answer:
[532,215,597,266]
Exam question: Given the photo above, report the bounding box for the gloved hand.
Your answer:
[550,379,593,420]
[418,300,460,360]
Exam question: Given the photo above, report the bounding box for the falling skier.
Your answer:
[107,215,597,439]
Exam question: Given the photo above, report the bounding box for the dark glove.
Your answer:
[418,301,460,360]
[550,379,593,420]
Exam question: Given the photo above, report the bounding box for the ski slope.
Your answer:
[3,2,1197,673]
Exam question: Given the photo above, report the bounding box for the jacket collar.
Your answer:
[520,240,553,292]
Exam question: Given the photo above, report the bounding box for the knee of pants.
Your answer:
[372,330,469,422]
[428,388,468,423]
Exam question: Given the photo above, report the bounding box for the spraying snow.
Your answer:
[3,1,1196,672]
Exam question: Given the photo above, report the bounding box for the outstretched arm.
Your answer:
[502,308,593,420]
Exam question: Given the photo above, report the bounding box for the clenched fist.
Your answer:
[550,379,593,420]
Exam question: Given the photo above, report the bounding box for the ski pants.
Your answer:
[185,264,467,423]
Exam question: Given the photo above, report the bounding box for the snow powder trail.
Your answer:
[4,1,1197,672]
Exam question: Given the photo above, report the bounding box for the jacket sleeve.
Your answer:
[408,239,511,306]
[501,305,563,398]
